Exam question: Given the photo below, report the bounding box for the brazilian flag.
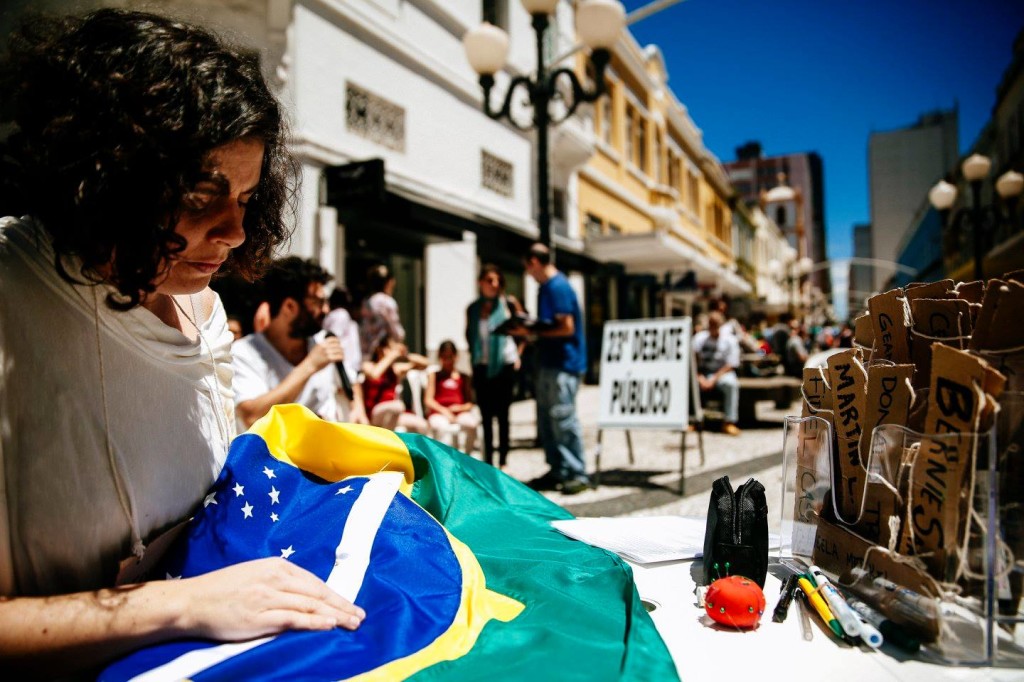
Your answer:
[100,405,678,681]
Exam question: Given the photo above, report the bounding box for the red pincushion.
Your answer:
[704,575,766,629]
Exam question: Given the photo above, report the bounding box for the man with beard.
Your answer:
[233,256,368,430]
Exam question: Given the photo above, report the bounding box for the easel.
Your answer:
[593,352,706,495]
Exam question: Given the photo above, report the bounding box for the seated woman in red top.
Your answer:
[360,338,428,434]
[424,340,481,453]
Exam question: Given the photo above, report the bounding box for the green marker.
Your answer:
[797,573,844,639]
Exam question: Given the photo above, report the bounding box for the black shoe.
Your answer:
[526,471,563,491]
[560,479,592,495]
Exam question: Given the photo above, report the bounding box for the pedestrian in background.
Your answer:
[465,264,523,468]
[424,340,480,453]
[232,257,367,430]
[693,312,742,436]
[519,243,590,495]
[0,9,363,675]
[361,338,428,434]
[359,263,405,357]
[324,286,362,390]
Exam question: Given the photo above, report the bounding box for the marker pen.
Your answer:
[809,565,862,638]
[848,598,921,652]
[797,575,843,639]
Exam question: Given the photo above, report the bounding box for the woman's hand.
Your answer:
[175,557,365,641]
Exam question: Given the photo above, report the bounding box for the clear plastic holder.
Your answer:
[776,398,1024,667]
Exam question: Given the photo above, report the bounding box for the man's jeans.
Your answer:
[715,371,740,424]
[536,367,588,482]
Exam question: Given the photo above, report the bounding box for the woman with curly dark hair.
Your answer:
[0,9,363,676]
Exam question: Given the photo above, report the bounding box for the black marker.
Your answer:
[772,574,800,623]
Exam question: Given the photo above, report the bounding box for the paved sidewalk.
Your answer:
[482,385,793,526]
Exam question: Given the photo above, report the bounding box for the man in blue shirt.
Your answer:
[521,243,590,495]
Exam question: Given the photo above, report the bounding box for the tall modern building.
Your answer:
[723,142,830,296]
[867,109,958,290]
[848,223,873,316]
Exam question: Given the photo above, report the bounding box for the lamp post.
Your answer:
[928,153,1023,281]
[463,0,625,249]
[768,256,813,316]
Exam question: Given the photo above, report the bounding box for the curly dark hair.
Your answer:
[0,8,295,309]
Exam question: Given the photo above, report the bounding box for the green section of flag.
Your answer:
[399,433,679,682]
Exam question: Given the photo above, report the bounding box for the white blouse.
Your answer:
[0,217,234,596]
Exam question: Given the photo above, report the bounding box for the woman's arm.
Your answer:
[360,346,400,382]
[0,557,364,677]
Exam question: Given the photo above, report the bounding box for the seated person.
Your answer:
[424,340,480,452]
[232,257,367,430]
[361,338,429,434]
[693,312,742,436]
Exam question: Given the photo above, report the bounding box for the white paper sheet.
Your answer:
[551,516,708,564]
[551,516,782,565]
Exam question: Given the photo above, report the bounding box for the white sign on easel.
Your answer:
[595,317,696,494]
[597,317,691,429]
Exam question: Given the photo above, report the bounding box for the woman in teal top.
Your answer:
[465,265,523,468]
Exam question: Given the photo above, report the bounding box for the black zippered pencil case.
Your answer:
[702,475,769,587]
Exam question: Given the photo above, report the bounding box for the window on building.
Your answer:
[687,171,699,213]
[668,151,679,193]
[652,132,661,183]
[600,96,613,146]
[346,82,405,152]
[552,187,566,221]
[608,222,622,234]
[585,213,603,238]
[624,105,635,164]
[637,116,647,172]
[482,0,508,30]
[775,205,787,227]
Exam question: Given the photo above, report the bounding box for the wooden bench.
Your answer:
[736,375,802,424]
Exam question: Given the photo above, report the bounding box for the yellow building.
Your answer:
[578,35,751,319]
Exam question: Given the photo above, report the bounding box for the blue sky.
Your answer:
[621,0,1022,286]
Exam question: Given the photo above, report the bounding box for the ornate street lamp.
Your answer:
[928,153,1023,280]
[463,0,626,249]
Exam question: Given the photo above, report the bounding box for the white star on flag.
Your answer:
[336,485,354,495]
[233,483,245,497]
[262,466,276,479]
[241,502,254,519]
[268,486,280,505]
[280,545,295,559]
[203,492,218,508]
[270,512,279,523]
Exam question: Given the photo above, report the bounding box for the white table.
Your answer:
[629,558,1023,682]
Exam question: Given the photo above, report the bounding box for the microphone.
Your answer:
[323,331,355,402]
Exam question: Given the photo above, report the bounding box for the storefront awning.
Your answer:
[586,230,752,296]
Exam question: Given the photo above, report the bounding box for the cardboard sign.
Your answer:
[868,290,911,364]
[909,298,972,389]
[853,314,875,356]
[969,280,1024,393]
[826,350,869,521]
[597,317,691,429]
[901,346,1006,578]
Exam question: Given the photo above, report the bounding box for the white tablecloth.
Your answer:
[629,557,1022,681]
